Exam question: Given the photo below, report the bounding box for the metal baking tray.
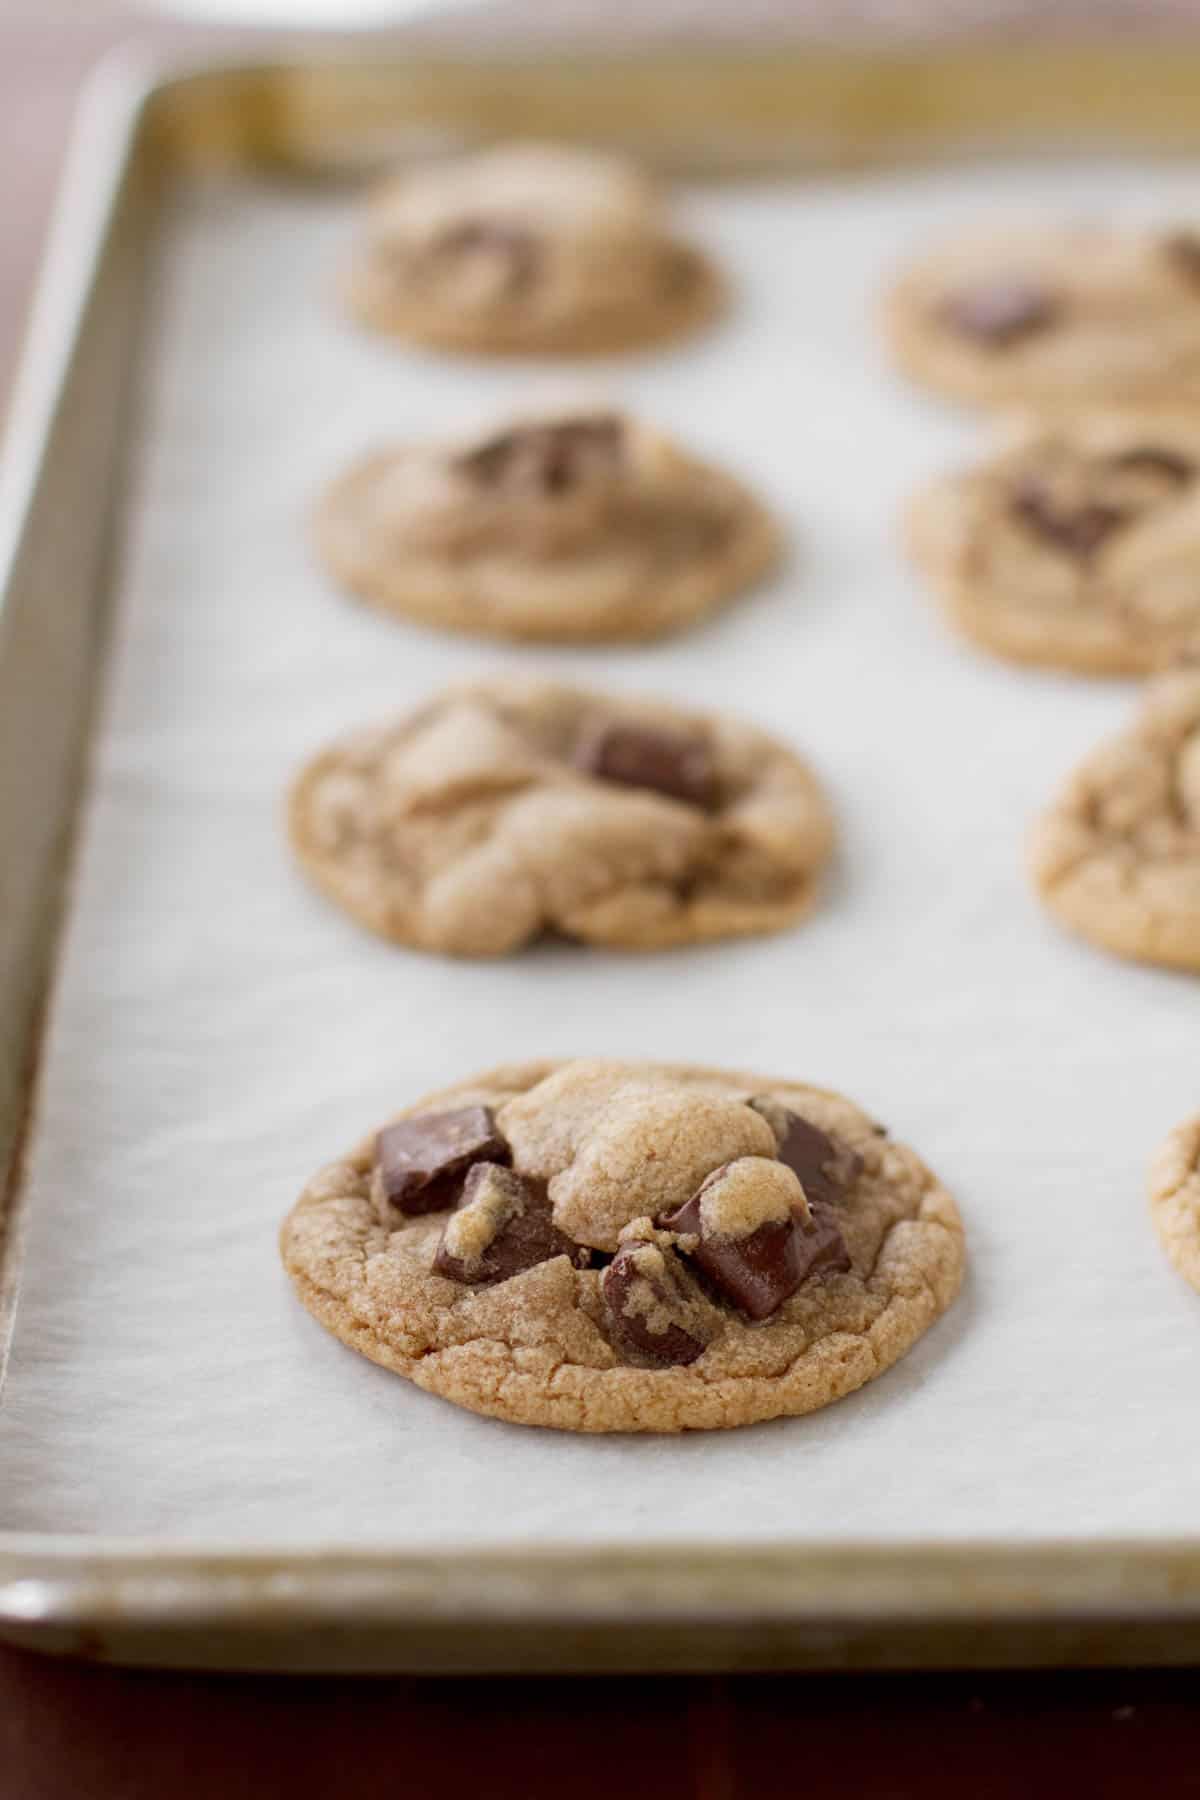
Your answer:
[4,41,1200,1673]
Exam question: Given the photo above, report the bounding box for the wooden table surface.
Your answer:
[3,15,1200,1796]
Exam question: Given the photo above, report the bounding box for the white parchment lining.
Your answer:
[2,158,1198,1548]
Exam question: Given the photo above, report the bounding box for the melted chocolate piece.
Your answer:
[797,1196,853,1280]
[1162,230,1200,283]
[1105,446,1194,486]
[659,1186,804,1322]
[457,416,623,497]
[434,219,539,296]
[433,1164,589,1285]
[662,1159,851,1321]
[1011,478,1127,558]
[939,280,1058,347]
[575,723,717,809]
[756,1104,864,1209]
[602,1240,709,1366]
[376,1106,509,1217]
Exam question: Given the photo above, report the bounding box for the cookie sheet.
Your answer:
[3,155,1198,1551]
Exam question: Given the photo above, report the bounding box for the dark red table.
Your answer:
[5,1652,1200,1798]
[3,18,1200,1796]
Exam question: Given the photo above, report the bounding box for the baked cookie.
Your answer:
[1030,668,1200,971]
[288,676,833,956]
[342,141,720,354]
[885,223,1200,409]
[1149,1114,1200,1294]
[280,1059,965,1433]
[315,407,779,644]
[907,413,1200,676]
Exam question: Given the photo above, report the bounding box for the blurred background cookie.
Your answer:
[907,412,1200,675]
[342,140,721,353]
[288,676,834,955]
[315,406,780,642]
[1150,1112,1200,1295]
[885,222,1200,409]
[1030,667,1200,971]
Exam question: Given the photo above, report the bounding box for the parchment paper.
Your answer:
[3,156,1199,1548]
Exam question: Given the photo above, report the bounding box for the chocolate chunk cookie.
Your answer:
[907,413,1200,676]
[314,407,779,644]
[1149,1113,1200,1294]
[280,1059,965,1433]
[287,677,834,956]
[342,141,720,354]
[1030,668,1200,971]
[884,223,1200,409]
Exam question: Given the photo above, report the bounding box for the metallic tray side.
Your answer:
[0,62,157,1398]
[5,43,1200,1672]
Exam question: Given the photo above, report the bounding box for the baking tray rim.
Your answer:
[4,42,1200,1667]
[8,1536,1200,1655]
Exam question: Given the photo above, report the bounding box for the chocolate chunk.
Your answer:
[1011,478,1127,558]
[661,1159,850,1321]
[1105,447,1194,486]
[575,722,717,809]
[939,280,1058,347]
[659,1188,801,1324]
[798,1196,852,1280]
[457,416,623,497]
[602,1240,709,1366]
[435,219,539,296]
[753,1102,864,1209]
[433,1164,589,1285]
[1162,230,1200,283]
[376,1105,508,1217]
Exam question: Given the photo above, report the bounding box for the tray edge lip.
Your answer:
[0,46,162,600]
[6,1535,1200,1635]
[0,47,166,1456]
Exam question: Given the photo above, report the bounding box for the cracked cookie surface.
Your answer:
[1150,1114,1200,1293]
[280,1059,965,1433]
[288,676,834,956]
[885,223,1200,409]
[314,408,778,644]
[907,413,1200,675]
[342,141,720,354]
[1030,669,1200,970]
